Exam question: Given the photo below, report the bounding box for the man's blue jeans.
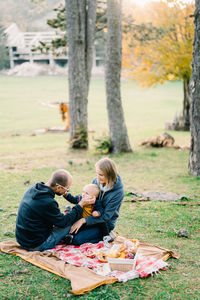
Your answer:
[27,225,71,252]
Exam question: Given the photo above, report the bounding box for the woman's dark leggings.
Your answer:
[72,225,104,246]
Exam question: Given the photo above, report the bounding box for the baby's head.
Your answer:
[82,184,100,201]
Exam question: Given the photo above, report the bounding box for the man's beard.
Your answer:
[55,191,63,196]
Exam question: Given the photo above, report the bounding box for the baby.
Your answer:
[65,183,102,218]
[63,184,106,244]
[80,184,102,218]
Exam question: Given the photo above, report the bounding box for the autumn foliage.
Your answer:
[122,0,194,87]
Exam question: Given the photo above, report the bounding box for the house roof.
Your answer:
[5,23,58,50]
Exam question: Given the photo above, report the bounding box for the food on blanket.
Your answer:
[108,243,127,258]
[130,239,140,248]
[85,249,96,259]
[125,252,135,259]
[125,239,139,254]
[118,252,126,259]
[108,249,120,258]
[130,239,139,245]
[98,252,108,263]
[107,240,139,260]
[118,243,127,253]
[129,247,137,254]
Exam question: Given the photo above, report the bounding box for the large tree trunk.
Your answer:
[86,1,98,85]
[65,0,97,148]
[189,0,200,175]
[105,0,132,154]
[183,76,191,131]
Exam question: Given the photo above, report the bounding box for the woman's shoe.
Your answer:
[63,234,73,245]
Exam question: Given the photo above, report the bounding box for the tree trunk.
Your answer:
[183,76,191,131]
[86,0,98,85]
[65,0,97,148]
[105,0,132,154]
[189,0,200,175]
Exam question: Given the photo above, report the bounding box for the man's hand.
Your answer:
[79,195,95,208]
[70,218,86,234]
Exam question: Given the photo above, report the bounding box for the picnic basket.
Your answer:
[108,251,138,272]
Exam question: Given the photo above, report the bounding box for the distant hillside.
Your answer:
[0,0,63,31]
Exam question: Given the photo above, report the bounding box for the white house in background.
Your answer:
[5,23,104,69]
[5,23,67,68]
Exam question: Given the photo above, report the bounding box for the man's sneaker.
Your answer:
[63,234,73,245]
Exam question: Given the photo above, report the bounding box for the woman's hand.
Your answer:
[70,218,86,234]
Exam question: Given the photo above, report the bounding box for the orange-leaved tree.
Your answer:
[122,0,194,130]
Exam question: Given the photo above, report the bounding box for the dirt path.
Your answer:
[0,148,92,172]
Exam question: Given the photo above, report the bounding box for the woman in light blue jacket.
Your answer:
[69,157,124,245]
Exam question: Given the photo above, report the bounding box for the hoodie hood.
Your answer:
[27,182,55,200]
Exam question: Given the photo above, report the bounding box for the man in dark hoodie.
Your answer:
[15,169,95,251]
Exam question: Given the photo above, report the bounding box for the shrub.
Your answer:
[95,135,112,154]
[70,127,88,149]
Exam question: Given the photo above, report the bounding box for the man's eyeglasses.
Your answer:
[56,183,70,193]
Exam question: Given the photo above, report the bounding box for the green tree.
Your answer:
[123,0,194,130]
[32,0,107,149]
[34,1,107,56]
[33,0,131,150]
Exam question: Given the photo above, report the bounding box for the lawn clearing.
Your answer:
[0,75,199,299]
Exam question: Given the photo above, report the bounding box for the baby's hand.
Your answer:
[92,211,100,217]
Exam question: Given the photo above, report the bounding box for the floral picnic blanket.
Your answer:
[49,241,169,282]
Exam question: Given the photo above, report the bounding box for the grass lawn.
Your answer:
[0,75,199,299]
